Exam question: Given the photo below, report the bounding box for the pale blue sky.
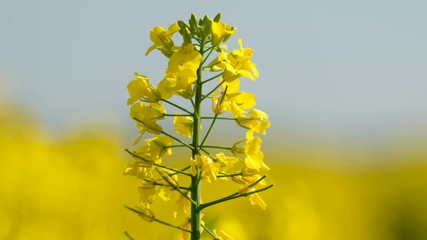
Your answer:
[2,0,427,145]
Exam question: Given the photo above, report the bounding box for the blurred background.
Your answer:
[1,0,427,239]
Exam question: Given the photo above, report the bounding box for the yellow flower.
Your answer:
[248,191,267,209]
[208,50,229,72]
[217,91,256,117]
[209,39,259,83]
[214,152,240,172]
[145,22,180,57]
[244,131,264,170]
[149,136,174,159]
[238,186,267,209]
[134,136,174,163]
[134,168,179,206]
[167,44,202,73]
[127,72,159,105]
[174,114,193,138]
[210,20,236,46]
[155,168,179,191]
[130,102,165,143]
[236,109,270,135]
[212,90,224,114]
[220,77,240,93]
[230,38,259,81]
[158,44,202,99]
[192,154,220,183]
[231,131,264,170]
[231,173,266,186]
[123,161,153,178]
[242,163,270,176]
[158,68,197,99]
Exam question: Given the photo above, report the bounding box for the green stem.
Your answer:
[190,37,205,240]
[169,165,191,177]
[201,46,215,66]
[166,144,188,149]
[200,79,226,102]
[164,113,193,117]
[160,131,194,150]
[154,218,191,233]
[161,98,193,115]
[155,168,196,205]
[201,224,218,239]
[143,178,190,190]
[200,114,218,147]
[125,149,192,177]
[202,116,235,120]
[200,184,274,210]
[201,72,223,85]
[125,206,192,233]
[202,145,232,151]
[131,117,193,151]
[124,231,135,240]
[217,172,242,178]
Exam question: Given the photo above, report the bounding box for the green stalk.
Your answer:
[190,37,205,240]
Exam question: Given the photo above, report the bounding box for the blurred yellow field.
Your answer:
[1,104,427,240]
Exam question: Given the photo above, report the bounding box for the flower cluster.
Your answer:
[124,13,272,240]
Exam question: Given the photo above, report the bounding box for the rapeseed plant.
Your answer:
[124,13,272,240]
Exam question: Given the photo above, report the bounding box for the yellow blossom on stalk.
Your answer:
[232,131,264,170]
[229,38,259,81]
[134,136,174,163]
[146,22,180,57]
[210,20,236,47]
[236,109,270,135]
[167,44,202,73]
[242,164,270,176]
[220,78,240,93]
[250,192,267,209]
[209,51,229,72]
[214,152,240,172]
[149,136,174,158]
[158,44,202,99]
[212,90,224,114]
[123,161,153,178]
[215,91,256,117]
[134,168,180,208]
[127,72,159,105]
[154,169,179,200]
[243,131,264,170]
[158,69,197,99]
[232,174,267,186]
[130,102,165,121]
[174,114,193,138]
[242,187,267,210]
[191,154,220,183]
[210,39,259,83]
[130,102,165,143]
[212,82,256,116]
